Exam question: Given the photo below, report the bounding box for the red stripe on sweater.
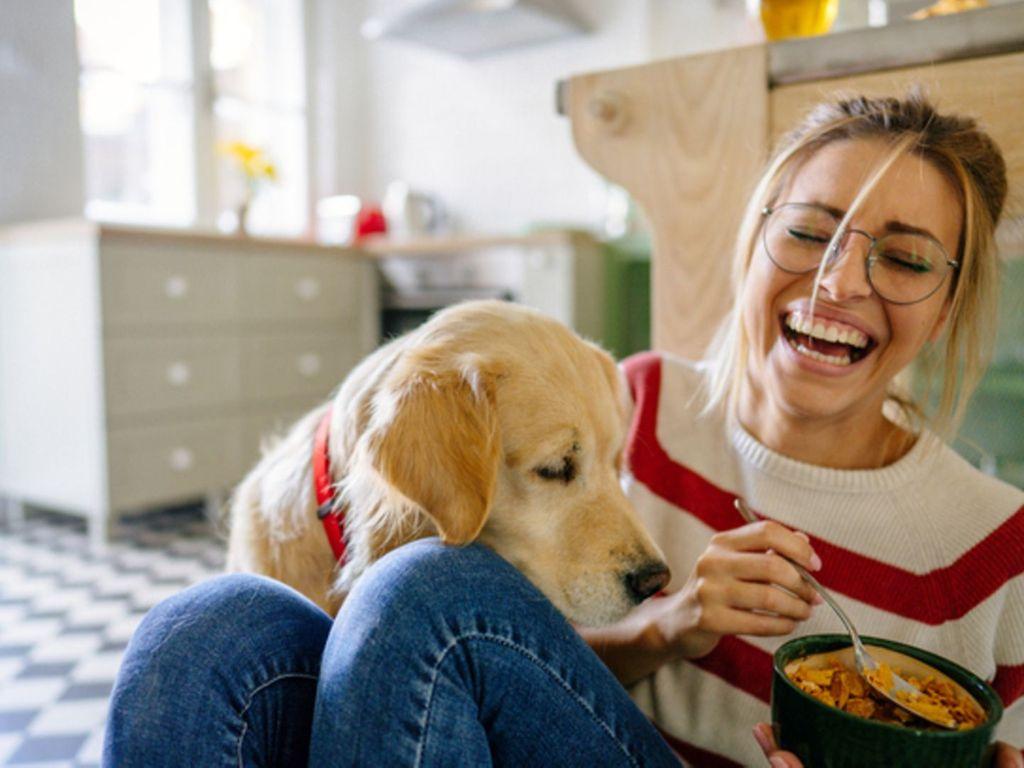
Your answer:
[657,727,743,768]
[994,663,1024,707]
[623,353,1024,626]
[691,635,773,703]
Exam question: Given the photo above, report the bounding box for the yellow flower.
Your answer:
[218,140,279,184]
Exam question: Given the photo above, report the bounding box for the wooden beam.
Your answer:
[564,45,769,358]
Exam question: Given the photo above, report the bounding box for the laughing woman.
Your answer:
[105,93,1022,767]
[580,93,1024,765]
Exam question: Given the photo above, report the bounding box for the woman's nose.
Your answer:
[817,233,873,301]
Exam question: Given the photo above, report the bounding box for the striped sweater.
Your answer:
[621,351,1024,767]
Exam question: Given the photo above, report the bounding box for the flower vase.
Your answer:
[236,198,251,237]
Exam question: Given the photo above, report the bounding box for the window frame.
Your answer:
[77,0,315,234]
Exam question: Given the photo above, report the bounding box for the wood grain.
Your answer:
[565,45,769,359]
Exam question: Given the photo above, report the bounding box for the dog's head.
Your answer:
[361,301,669,626]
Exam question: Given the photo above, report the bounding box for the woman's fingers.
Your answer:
[679,518,825,654]
[704,550,820,607]
[993,741,1024,768]
[725,582,814,621]
[699,605,799,637]
[752,724,804,767]
[714,520,823,573]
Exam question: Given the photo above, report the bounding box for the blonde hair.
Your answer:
[703,92,1008,440]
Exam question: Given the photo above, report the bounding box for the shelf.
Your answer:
[769,2,1024,85]
[358,230,593,258]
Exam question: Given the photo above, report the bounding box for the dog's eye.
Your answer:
[535,456,576,484]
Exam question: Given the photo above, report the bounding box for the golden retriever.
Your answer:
[226,300,669,625]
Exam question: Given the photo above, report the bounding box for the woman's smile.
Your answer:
[779,307,875,370]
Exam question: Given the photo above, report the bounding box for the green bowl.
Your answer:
[772,634,1003,768]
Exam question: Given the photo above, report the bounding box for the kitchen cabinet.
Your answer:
[561,3,1024,485]
[361,230,608,345]
[0,219,378,547]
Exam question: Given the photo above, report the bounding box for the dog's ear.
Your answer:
[370,355,500,545]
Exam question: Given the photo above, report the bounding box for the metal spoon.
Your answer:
[733,497,958,729]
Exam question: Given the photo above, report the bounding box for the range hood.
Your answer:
[361,0,587,58]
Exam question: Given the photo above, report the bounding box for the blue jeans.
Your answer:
[104,538,682,767]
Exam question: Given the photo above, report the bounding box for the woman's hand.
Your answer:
[752,723,801,767]
[661,520,823,660]
[753,724,1024,768]
[992,743,1024,767]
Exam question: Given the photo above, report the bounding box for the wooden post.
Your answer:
[563,45,769,359]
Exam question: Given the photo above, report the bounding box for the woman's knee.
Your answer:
[133,573,330,658]
[340,538,567,640]
[107,574,331,765]
[116,573,333,706]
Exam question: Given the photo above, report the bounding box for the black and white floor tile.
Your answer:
[0,505,225,767]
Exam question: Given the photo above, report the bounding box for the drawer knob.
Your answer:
[294,277,321,301]
[169,447,194,472]
[297,353,321,377]
[166,362,192,387]
[165,275,189,299]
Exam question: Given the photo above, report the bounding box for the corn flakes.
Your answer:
[787,658,985,731]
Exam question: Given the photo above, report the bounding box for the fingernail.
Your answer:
[812,592,824,605]
[752,724,771,752]
[794,531,810,543]
[770,757,788,768]
[810,552,823,571]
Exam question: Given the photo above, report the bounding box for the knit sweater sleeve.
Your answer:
[994,574,1024,747]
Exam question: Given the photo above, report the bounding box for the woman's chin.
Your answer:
[763,344,867,420]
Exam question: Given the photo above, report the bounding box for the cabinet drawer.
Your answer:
[108,419,243,511]
[240,332,363,403]
[105,337,240,418]
[240,405,318,469]
[237,255,360,324]
[100,242,236,328]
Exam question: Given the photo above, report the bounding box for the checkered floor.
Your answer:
[0,505,225,767]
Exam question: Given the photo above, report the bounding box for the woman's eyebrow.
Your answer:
[884,220,941,242]
[807,200,941,242]
[811,201,845,219]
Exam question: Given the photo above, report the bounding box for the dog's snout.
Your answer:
[624,562,670,604]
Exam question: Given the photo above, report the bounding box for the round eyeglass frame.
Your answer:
[760,203,960,306]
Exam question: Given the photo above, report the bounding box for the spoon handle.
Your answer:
[732,498,869,665]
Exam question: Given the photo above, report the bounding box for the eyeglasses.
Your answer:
[761,203,959,305]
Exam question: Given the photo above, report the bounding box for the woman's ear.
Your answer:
[369,356,500,545]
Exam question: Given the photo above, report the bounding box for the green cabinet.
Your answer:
[601,234,652,361]
[953,259,1024,488]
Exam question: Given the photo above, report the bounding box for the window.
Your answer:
[210,0,308,236]
[75,0,308,235]
[76,0,195,226]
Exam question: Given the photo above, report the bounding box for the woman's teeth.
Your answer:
[787,336,851,366]
[782,312,873,367]
[784,313,868,349]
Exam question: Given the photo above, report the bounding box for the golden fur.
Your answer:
[226,300,668,625]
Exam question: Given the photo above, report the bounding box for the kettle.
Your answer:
[382,181,447,239]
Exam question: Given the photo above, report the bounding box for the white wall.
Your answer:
[0,0,84,225]
[334,0,874,236]
[309,0,371,209]
[358,0,651,234]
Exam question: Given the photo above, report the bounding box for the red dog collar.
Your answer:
[313,408,347,563]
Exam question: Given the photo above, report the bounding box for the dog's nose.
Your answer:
[624,562,671,604]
